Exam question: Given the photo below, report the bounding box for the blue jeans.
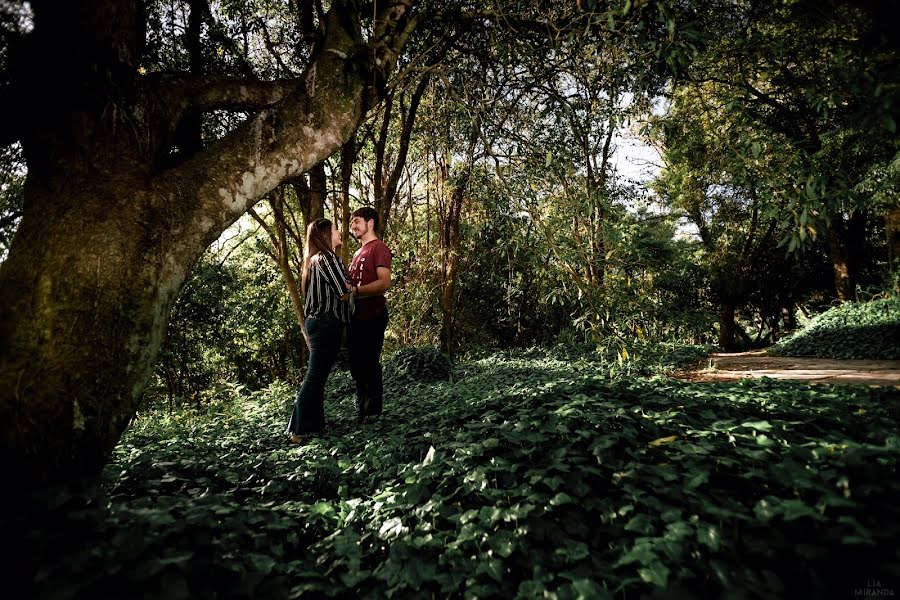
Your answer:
[287,315,344,435]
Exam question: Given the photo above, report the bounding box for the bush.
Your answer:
[770,296,900,359]
[384,346,452,383]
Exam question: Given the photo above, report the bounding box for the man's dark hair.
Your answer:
[352,206,379,232]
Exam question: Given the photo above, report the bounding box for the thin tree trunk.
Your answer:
[251,190,310,349]
[339,138,355,263]
[887,207,900,291]
[174,0,207,160]
[439,128,479,355]
[373,74,430,238]
[590,113,616,287]
[408,170,416,248]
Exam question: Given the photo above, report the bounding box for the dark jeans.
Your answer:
[349,308,388,418]
[287,315,343,435]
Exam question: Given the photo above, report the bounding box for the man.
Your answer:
[348,207,392,423]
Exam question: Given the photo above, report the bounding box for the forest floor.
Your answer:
[13,345,900,598]
[681,349,900,386]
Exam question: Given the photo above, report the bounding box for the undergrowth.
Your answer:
[771,297,900,359]
[7,344,899,599]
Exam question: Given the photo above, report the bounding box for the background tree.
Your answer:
[669,0,900,301]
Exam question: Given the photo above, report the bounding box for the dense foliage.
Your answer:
[146,246,305,408]
[384,346,453,384]
[771,297,900,360]
[2,0,897,366]
[10,347,898,598]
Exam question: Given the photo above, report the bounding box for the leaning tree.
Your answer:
[0,0,416,487]
[0,0,695,488]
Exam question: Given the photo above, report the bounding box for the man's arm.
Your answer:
[356,266,391,298]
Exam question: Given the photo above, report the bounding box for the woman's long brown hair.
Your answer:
[302,218,334,296]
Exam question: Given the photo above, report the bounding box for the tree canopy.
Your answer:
[0,0,897,488]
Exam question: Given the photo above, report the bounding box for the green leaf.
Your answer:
[805,184,817,201]
[478,557,504,582]
[686,471,709,490]
[740,420,773,431]
[639,561,670,587]
[310,501,334,516]
[550,492,577,506]
[556,540,590,561]
[489,531,516,558]
[624,514,655,534]
[697,524,720,550]
[569,578,611,600]
[615,541,656,567]
[379,517,408,539]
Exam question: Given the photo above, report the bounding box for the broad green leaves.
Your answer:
[13,346,900,598]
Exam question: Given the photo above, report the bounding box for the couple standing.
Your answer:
[286,206,391,445]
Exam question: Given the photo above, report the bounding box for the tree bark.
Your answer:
[338,138,355,263]
[292,162,327,231]
[886,206,900,289]
[438,128,479,355]
[828,211,864,302]
[372,74,430,239]
[0,1,397,487]
[719,302,737,352]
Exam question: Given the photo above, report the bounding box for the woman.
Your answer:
[286,218,352,444]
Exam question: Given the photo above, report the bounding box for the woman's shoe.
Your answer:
[288,434,309,445]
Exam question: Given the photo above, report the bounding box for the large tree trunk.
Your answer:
[0,1,389,487]
[0,182,205,485]
[719,301,737,352]
[828,211,865,302]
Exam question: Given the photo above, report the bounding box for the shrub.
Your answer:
[770,297,900,359]
[384,346,452,383]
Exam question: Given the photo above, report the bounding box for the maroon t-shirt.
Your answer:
[350,239,392,320]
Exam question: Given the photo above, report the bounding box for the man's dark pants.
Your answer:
[287,315,343,435]
[349,309,388,418]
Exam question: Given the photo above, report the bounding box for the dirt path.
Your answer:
[679,350,900,387]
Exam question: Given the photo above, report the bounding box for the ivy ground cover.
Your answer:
[771,297,900,360]
[11,348,900,599]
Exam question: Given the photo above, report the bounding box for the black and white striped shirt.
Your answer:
[304,251,353,324]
